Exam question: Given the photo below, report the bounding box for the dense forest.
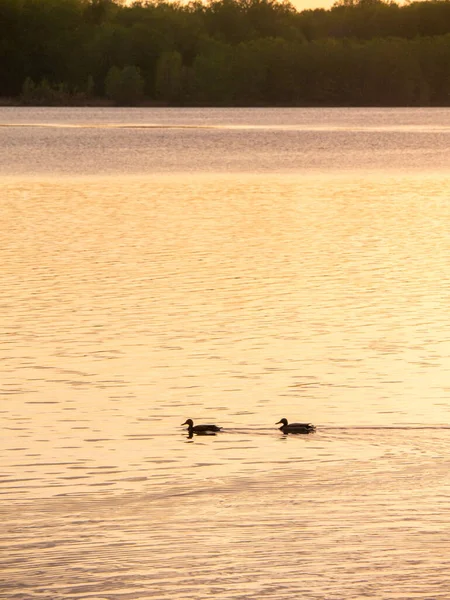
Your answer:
[2,0,450,105]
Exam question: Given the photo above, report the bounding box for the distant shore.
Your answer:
[0,97,168,108]
[2,98,448,108]
[4,0,450,108]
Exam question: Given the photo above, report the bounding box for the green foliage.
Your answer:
[192,42,235,104]
[20,78,63,105]
[155,51,184,102]
[20,76,95,105]
[86,75,95,98]
[4,0,450,105]
[105,65,144,105]
[21,77,36,101]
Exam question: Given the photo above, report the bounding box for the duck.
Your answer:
[181,419,222,434]
[276,418,316,434]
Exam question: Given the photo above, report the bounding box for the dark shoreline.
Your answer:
[1,99,447,108]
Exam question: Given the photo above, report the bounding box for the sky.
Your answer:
[291,0,335,9]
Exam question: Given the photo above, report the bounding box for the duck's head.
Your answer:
[182,419,194,427]
[276,418,288,426]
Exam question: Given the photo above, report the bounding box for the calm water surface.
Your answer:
[1,108,450,599]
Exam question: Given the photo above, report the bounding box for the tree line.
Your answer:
[2,0,450,106]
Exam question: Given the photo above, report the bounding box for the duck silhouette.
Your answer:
[182,419,222,435]
[276,418,316,434]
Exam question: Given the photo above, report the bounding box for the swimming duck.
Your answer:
[181,419,222,434]
[276,418,316,434]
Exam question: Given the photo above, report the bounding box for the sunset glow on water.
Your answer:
[1,107,450,599]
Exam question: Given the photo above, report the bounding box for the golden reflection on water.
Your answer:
[2,172,450,598]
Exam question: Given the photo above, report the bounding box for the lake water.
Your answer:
[1,107,450,599]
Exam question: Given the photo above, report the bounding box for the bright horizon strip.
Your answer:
[133,0,410,15]
[125,0,342,13]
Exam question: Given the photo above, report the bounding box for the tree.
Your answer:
[105,64,144,105]
[155,51,183,102]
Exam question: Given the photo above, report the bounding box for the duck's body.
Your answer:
[276,418,316,434]
[182,419,222,434]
